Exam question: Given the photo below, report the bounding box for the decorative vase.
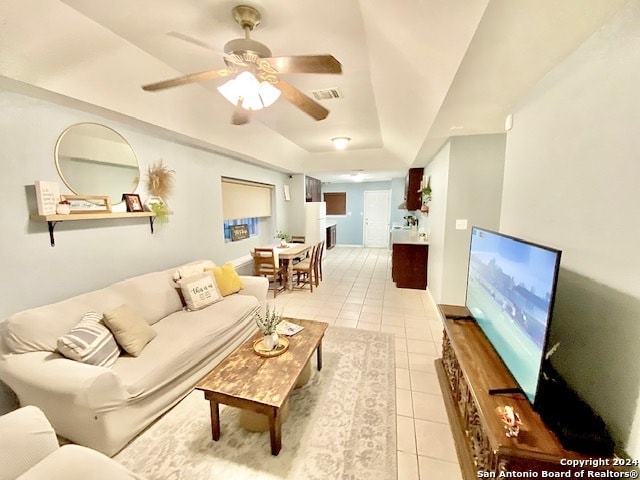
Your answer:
[280,239,287,247]
[56,203,71,215]
[263,332,279,350]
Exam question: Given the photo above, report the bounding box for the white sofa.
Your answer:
[0,406,144,480]
[0,261,267,456]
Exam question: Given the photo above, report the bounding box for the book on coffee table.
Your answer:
[277,320,304,336]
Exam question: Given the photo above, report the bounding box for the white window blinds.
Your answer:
[221,177,272,220]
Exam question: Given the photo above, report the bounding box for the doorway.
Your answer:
[364,190,391,248]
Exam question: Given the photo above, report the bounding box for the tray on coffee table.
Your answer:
[253,336,289,357]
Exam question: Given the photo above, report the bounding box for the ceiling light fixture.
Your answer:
[351,172,364,183]
[217,71,281,111]
[331,137,351,150]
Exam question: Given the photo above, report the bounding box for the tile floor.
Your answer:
[269,246,463,479]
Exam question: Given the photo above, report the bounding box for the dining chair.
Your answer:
[253,248,285,298]
[315,240,325,285]
[289,235,307,263]
[292,244,318,292]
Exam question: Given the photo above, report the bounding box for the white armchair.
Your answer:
[0,406,144,480]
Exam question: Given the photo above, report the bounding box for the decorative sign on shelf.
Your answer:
[230,224,250,241]
[62,195,112,214]
[34,180,60,215]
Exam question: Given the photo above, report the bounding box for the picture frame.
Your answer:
[230,224,250,241]
[122,193,144,212]
[61,195,112,214]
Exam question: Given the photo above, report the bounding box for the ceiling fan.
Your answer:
[141,5,342,125]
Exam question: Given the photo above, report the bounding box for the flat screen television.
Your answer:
[466,227,562,406]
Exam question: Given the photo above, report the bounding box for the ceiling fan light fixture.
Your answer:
[217,71,281,111]
[257,81,281,108]
[331,137,351,150]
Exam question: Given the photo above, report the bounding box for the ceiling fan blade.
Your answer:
[262,55,342,74]
[166,32,247,67]
[166,31,218,52]
[141,68,234,92]
[274,79,330,121]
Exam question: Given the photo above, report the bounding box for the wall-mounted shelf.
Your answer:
[30,211,165,247]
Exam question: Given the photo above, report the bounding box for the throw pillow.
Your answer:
[172,260,216,281]
[206,263,243,297]
[103,304,157,357]
[178,272,223,311]
[57,311,121,367]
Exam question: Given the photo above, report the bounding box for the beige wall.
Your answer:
[423,142,450,304]
[425,134,505,305]
[499,0,640,456]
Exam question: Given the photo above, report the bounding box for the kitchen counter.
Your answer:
[391,229,429,245]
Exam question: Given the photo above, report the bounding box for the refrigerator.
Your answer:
[304,202,326,246]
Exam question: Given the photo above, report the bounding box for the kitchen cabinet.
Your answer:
[305,176,321,202]
[391,230,428,289]
[404,168,423,211]
[326,224,336,250]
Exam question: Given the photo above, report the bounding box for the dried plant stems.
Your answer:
[146,160,175,198]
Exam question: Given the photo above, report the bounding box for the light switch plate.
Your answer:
[455,219,468,230]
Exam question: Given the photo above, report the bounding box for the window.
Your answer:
[324,192,346,215]
[224,218,260,241]
[221,177,272,220]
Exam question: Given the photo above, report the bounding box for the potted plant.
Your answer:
[254,304,283,350]
[274,231,291,247]
[148,200,170,225]
[418,181,432,203]
[145,160,174,225]
[418,178,432,212]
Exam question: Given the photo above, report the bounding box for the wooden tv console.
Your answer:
[435,304,615,478]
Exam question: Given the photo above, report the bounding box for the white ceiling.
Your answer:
[0,0,628,183]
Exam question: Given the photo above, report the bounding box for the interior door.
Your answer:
[364,190,391,248]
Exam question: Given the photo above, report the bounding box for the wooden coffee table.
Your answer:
[195,318,328,455]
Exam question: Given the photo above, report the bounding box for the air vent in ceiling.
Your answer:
[311,88,343,101]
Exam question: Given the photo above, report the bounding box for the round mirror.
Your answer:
[55,123,140,204]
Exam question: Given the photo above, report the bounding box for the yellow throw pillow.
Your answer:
[103,304,157,357]
[206,263,243,297]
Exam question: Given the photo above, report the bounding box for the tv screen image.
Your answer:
[466,227,562,404]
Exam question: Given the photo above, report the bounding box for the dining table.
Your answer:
[271,243,313,291]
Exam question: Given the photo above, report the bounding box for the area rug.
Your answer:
[115,326,397,480]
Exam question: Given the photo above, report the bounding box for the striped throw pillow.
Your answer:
[57,311,121,367]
